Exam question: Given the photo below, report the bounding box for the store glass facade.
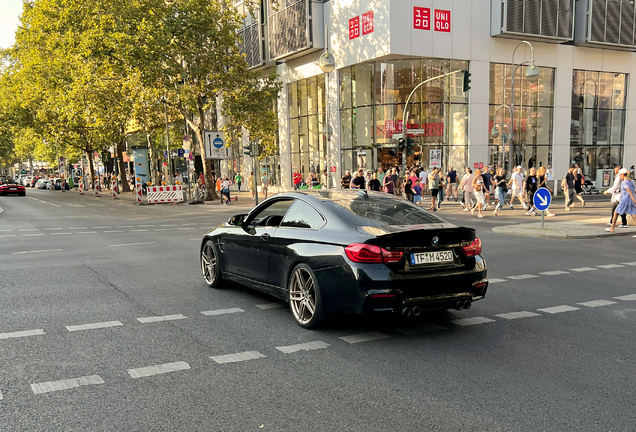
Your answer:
[570,70,627,180]
[288,75,327,181]
[339,59,468,172]
[489,63,555,171]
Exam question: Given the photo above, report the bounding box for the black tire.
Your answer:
[19,192,26,196]
[288,263,327,329]
[201,240,223,288]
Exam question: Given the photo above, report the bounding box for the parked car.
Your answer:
[199,190,488,328]
[28,176,40,188]
[0,180,26,196]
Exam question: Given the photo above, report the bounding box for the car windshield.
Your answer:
[327,195,445,227]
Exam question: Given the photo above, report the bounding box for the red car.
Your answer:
[0,181,26,196]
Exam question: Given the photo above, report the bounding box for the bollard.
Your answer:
[94,176,99,196]
[78,178,84,194]
[112,176,118,199]
[135,182,143,204]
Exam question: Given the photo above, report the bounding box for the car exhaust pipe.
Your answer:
[463,300,472,310]
[412,306,422,317]
[401,307,413,318]
[454,300,464,310]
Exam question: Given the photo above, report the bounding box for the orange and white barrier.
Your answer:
[94,176,99,195]
[147,185,183,204]
[112,178,118,199]
[78,178,84,194]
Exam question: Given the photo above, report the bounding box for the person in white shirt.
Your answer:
[419,168,428,193]
[603,165,628,228]
[508,165,527,210]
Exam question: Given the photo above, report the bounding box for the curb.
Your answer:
[492,225,636,240]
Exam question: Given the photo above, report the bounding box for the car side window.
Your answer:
[249,200,294,227]
[281,200,325,230]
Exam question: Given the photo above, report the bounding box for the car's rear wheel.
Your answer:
[288,264,326,329]
[201,240,223,288]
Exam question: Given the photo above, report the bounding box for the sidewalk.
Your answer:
[492,220,636,239]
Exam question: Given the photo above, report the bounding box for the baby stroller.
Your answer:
[582,179,599,195]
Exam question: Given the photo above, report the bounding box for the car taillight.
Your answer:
[462,238,482,257]
[345,243,404,264]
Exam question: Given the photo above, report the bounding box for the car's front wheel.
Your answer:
[288,264,327,329]
[201,240,223,288]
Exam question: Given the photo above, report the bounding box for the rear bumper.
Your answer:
[314,256,488,314]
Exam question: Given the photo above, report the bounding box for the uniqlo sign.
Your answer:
[362,11,374,35]
[349,16,360,40]
[434,9,451,32]
[413,7,430,30]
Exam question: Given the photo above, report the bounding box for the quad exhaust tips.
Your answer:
[401,299,472,316]
[454,300,472,310]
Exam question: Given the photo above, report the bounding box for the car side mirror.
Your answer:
[228,214,248,226]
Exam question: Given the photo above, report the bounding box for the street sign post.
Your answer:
[533,187,552,228]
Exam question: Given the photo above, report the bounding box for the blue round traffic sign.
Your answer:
[533,187,552,211]
[213,136,224,149]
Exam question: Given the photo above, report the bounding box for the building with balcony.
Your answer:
[231,0,636,189]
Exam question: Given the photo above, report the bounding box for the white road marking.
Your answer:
[211,351,266,364]
[395,323,447,335]
[488,278,507,283]
[537,305,579,314]
[539,270,570,276]
[12,249,63,255]
[597,264,624,269]
[43,228,62,231]
[177,227,195,230]
[154,229,173,231]
[51,232,72,236]
[450,317,496,326]
[570,267,597,272]
[137,314,187,323]
[190,238,200,241]
[181,223,198,226]
[0,229,12,232]
[130,229,148,232]
[79,231,98,234]
[495,311,541,320]
[69,227,87,230]
[117,226,134,228]
[276,341,330,353]
[31,375,104,394]
[127,361,190,379]
[160,224,176,227]
[0,389,2,400]
[22,234,45,237]
[201,308,244,316]
[28,197,61,207]
[577,300,617,308]
[0,328,46,340]
[103,230,124,233]
[93,226,111,229]
[138,225,156,227]
[255,303,285,310]
[614,294,636,301]
[0,235,16,238]
[507,274,539,280]
[339,332,390,344]
[19,229,39,232]
[622,261,636,266]
[66,321,123,332]
[110,241,157,247]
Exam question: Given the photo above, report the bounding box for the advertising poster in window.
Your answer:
[430,149,442,167]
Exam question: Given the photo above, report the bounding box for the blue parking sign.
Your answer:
[533,187,552,211]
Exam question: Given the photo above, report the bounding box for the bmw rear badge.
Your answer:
[431,236,439,246]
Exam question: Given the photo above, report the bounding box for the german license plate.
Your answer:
[410,251,453,265]
[10,188,16,190]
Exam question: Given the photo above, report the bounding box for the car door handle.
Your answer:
[261,233,270,240]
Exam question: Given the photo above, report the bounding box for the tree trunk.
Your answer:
[146,132,159,185]
[86,149,95,190]
[185,103,219,202]
[116,141,131,193]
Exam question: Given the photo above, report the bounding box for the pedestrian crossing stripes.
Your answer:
[0,329,46,340]
[66,321,123,332]
[537,305,580,314]
[339,332,390,344]
[576,300,617,308]
[201,308,244,316]
[127,361,191,378]
[31,375,104,394]
[276,341,330,353]
[211,351,266,364]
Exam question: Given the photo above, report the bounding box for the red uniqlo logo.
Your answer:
[362,11,374,35]
[414,7,430,30]
[349,17,360,40]
[434,9,451,32]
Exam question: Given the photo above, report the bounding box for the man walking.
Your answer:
[508,166,527,210]
[562,166,576,211]
[261,171,269,199]
[446,166,458,202]
[341,169,352,189]
[234,172,242,192]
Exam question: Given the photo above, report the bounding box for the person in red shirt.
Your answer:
[293,170,302,190]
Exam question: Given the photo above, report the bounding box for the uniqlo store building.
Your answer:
[235,0,636,189]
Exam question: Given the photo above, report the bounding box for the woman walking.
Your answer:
[524,167,538,216]
[428,167,440,211]
[471,169,486,218]
[574,169,586,207]
[537,166,555,217]
[492,167,507,216]
[607,168,636,232]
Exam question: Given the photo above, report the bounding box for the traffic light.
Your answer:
[243,145,251,156]
[21,169,26,174]
[462,70,471,92]
[407,137,415,155]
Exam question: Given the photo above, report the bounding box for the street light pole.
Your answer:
[164,103,172,185]
[509,41,540,175]
[319,25,335,188]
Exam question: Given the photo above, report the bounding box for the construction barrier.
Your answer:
[147,185,184,204]
[135,183,143,204]
[112,179,118,199]
[94,176,99,196]
[78,178,84,194]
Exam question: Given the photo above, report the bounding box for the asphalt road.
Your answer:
[1,189,635,431]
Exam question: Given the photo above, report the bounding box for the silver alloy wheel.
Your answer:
[289,267,316,325]
[201,243,217,285]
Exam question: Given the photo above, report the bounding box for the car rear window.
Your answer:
[328,196,445,226]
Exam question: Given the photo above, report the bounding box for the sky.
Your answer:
[0,0,23,49]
